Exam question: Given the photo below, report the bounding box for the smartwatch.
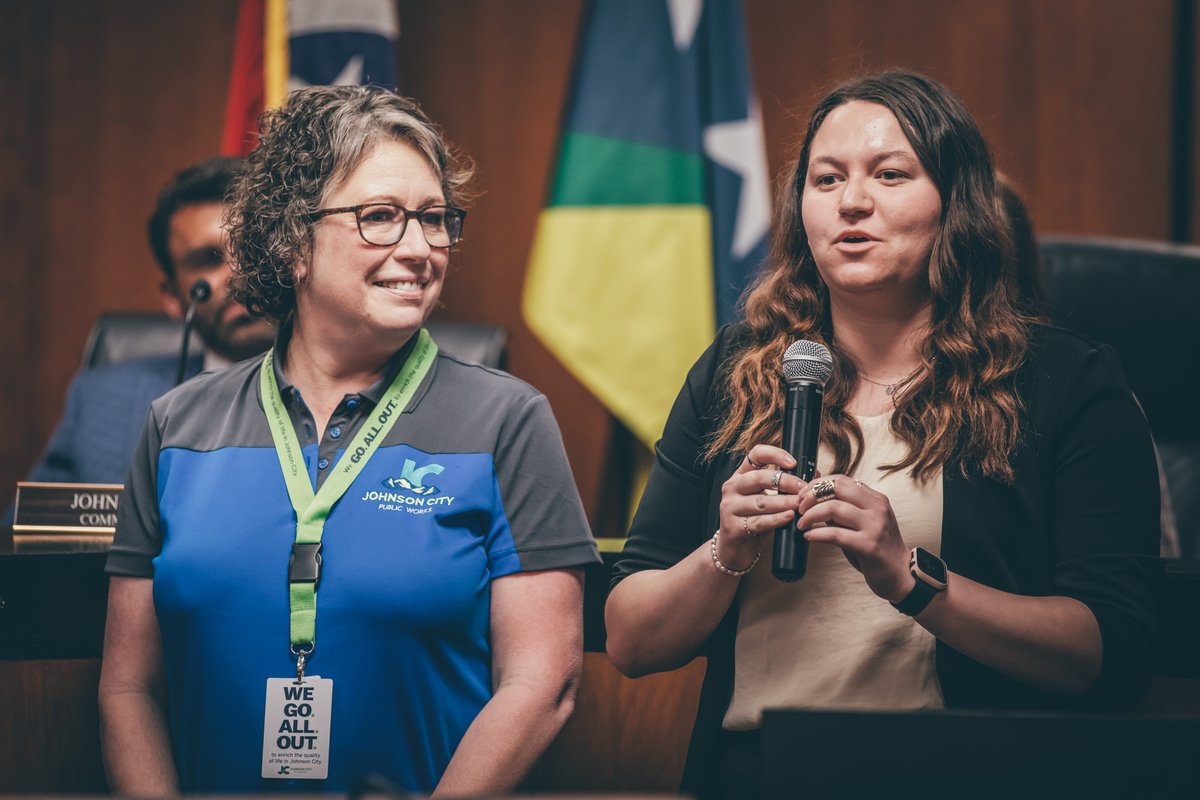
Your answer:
[892,546,948,616]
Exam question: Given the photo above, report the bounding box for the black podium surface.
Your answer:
[0,527,111,660]
[762,707,1200,797]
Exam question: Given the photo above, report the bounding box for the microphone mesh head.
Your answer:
[782,340,833,385]
[190,279,212,302]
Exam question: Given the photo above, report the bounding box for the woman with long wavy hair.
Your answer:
[605,71,1160,799]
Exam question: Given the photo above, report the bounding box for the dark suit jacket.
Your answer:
[4,355,201,524]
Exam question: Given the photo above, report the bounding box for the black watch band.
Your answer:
[892,578,939,616]
[893,547,947,616]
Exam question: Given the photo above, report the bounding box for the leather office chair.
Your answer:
[424,319,509,370]
[82,312,200,369]
[1038,236,1200,560]
[1039,237,1200,707]
[81,312,508,370]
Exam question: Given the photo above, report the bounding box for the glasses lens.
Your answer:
[356,204,405,246]
[418,206,464,247]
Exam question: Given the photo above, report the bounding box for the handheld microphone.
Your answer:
[772,339,833,582]
[175,279,212,385]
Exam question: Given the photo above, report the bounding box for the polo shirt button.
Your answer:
[318,458,330,470]
[329,426,342,439]
[346,398,359,410]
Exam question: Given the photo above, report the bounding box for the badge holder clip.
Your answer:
[289,542,323,588]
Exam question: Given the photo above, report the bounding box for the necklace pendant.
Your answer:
[885,384,897,395]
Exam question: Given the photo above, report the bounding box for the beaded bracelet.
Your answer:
[710,530,761,577]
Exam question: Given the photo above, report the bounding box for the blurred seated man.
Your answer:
[11,157,274,501]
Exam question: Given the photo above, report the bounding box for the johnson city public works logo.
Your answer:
[384,459,443,496]
[360,458,455,515]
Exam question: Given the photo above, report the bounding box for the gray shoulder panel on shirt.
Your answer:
[148,351,554,457]
[147,356,274,452]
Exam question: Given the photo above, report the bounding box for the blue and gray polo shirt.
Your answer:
[107,337,598,793]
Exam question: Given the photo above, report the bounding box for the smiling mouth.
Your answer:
[374,279,424,291]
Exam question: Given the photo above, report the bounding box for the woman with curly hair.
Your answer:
[99,85,598,795]
[605,71,1160,798]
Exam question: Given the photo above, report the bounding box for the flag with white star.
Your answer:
[522,0,770,448]
[222,0,399,157]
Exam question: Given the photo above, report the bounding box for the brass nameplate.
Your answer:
[12,482,124,534]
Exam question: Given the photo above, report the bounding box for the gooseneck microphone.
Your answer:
[772,339,833,582]
[175,279,212,385]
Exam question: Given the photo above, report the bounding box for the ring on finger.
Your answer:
[745,454,764,469]
[742,515,753,536]
[811,477,836,504]
[762,467,782,496]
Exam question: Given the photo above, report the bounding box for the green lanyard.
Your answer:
[259,329,437,676]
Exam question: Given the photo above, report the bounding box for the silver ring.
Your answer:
[771,468,784,491]
[811,478,836,504]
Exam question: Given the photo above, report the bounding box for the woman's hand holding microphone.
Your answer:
[719,445,914,603]
[795,474,915,602]
[713,445,806,576]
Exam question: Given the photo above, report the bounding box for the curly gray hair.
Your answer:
[227,85,474,323]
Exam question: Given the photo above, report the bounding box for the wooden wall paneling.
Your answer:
[1028,0,1175,239]
[746,0,1175,241]
[396,0,617,524]
[0,3,45,501]
[16,0,238,487]
[747,0,1034,183]
[37,2,144,437]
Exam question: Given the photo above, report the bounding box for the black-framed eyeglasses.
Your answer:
[310,203,467,247]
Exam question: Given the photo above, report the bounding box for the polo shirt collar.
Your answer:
[269,319,424,408]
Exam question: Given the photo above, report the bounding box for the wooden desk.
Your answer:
[0,538,111,792]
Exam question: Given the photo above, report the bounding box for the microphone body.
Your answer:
[771,380,823,581]
[175,279,212,385]
[772,340,833,582]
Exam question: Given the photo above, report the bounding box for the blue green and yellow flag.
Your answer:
[523,0,770,448]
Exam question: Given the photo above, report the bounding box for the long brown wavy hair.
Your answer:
[706,72,1034,483]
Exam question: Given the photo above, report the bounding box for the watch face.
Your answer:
[914,547,947,583]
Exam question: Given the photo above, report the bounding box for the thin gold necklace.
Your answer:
[859,366,924,396]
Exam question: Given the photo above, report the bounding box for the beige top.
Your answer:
[723,412,945,731]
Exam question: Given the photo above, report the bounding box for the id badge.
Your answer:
[262,676,333,780]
